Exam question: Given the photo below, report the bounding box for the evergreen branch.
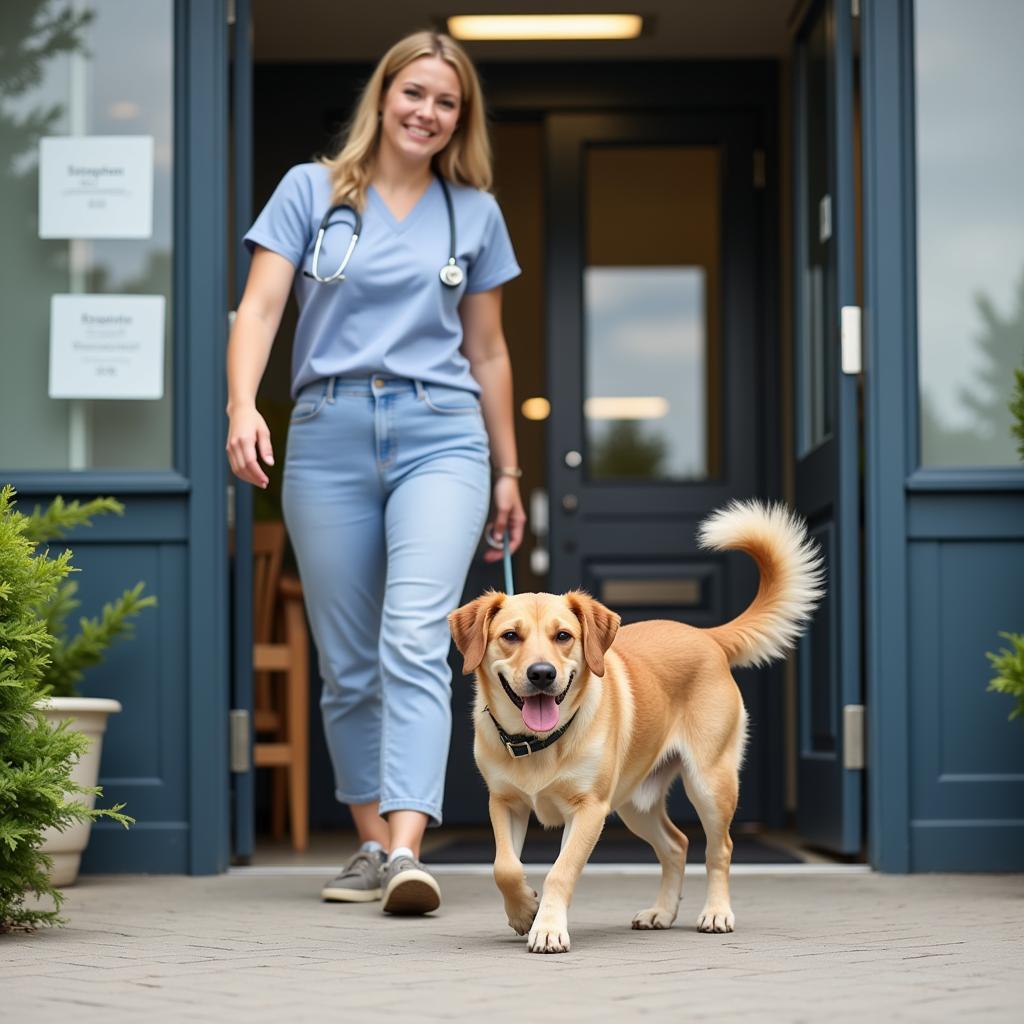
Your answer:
[42,583,157,698]
[987,632,1024,723]
[22,495,124,544]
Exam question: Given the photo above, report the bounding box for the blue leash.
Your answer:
[487,531,515,596]
[502,533,514,596]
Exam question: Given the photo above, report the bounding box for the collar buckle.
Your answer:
[505,739,533,758]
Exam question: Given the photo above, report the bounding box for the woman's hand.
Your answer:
[226,404,275,489]
[484,476,527,563]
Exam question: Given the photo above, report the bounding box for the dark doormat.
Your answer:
[422,828,801,865]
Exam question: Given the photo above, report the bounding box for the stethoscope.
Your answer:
[303,173,464,288]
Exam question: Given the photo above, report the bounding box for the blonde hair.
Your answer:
[319,31,492,209]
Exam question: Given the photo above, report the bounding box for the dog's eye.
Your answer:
[555,630,573,643]
[500,630,520,643]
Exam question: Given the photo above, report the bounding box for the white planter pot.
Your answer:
[37,697,122,887]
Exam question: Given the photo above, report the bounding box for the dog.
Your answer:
[448,500,824,954]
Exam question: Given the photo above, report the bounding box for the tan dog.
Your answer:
[449,500,823,954]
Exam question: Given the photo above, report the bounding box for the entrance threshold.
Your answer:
[230,863,873,877]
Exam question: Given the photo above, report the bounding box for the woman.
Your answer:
[225,30,526,915]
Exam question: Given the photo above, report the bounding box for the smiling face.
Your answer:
[449,592,621,735]
[379,55,462,169]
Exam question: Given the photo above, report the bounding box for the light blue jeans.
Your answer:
[282,375,491,827]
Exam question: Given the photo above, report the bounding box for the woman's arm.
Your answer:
[225,246,296,488]
[460,286,527,563]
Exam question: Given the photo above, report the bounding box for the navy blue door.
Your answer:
[545,112,779,826]
[792,0,863,854]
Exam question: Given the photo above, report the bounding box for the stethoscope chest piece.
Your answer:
[439,260,464,287]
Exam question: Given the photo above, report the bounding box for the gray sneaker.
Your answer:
[381,854,441,915]
[321,848,385,902]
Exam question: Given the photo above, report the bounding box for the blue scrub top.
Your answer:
[244,162,521,399]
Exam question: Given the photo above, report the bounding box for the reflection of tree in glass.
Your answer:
[923,270,1024,466]
[0,3,91,171]
[959,272,1024,444]
[589,420,668,479]
[1,3,91,290]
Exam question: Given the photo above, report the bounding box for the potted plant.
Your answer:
[24,493,154,887]
[0,485,131,931]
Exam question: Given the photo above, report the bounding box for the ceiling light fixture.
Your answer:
[521,397,551,421]
[447,14,643,41]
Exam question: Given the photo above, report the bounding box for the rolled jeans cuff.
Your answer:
[378,797,443,829]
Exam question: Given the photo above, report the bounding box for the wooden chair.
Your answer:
[252,521,309,851]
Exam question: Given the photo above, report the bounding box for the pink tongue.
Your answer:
[522,694,559,732]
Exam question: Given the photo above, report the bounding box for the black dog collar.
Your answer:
[484,705,580,758]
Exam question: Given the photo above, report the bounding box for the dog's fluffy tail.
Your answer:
[698,500,825,669]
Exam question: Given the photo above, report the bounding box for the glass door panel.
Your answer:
[797,9,836,456]
[583,146,721,482]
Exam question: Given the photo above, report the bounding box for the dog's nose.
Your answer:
[526,662,558,689]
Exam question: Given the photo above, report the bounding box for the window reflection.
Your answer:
[916,0,1024,467]
[0,1,174,471]
[585,267,708,481]
[584,145,721,483]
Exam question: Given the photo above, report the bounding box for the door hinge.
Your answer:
[841,305,862,374]
[230,709,251,772]
[753,149,766,190]
[843,704,865,770]
[227,0,236,26]
[851,0,860,19]
[227,480,236,531]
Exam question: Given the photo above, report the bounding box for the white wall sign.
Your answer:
[49,294,165,400]
[38,136,154,239]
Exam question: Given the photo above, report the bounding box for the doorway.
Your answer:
[237,57,789,856]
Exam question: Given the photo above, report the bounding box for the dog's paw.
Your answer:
[528,910,571,953]
[505,887,539,936]
[696,906,735,933]
[631,907,676,930]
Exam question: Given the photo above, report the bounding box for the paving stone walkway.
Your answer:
[3,870,1022,1022]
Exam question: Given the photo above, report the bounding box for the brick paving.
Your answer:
[3,870,1022,1022]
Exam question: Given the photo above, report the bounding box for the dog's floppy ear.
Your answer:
[448,591,505,675]
[565,590,620,678]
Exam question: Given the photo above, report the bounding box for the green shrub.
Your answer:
[987,632,1024,724]
[0,486,131,932]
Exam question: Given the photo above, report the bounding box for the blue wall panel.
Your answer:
[68,540,190,873]
[908,536,1024,871]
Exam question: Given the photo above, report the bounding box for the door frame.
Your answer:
[182,0,232,874]
[790,0,864,856]
[229,0,256,864]
[859,0,914,873]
